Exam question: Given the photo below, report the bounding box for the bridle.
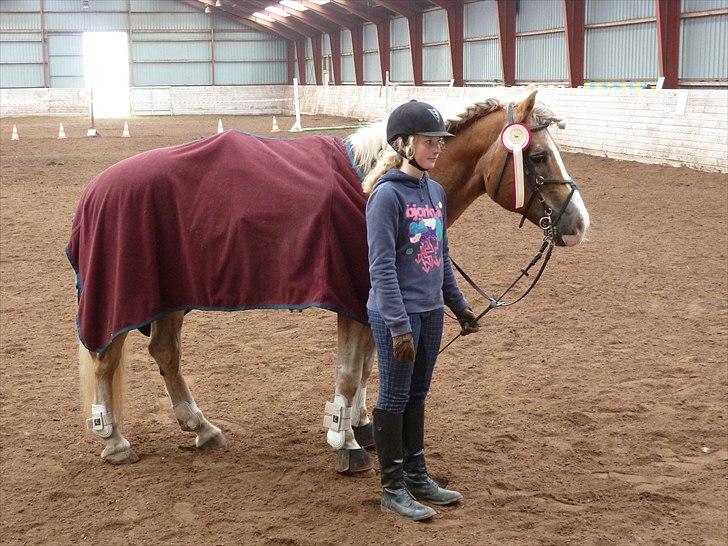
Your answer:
[440,103,579,353]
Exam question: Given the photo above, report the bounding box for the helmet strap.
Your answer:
[390,140,428,172]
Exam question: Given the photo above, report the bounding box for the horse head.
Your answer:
[433,89,590,247]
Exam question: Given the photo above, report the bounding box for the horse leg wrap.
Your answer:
[323,394,351,450]
[173,401,202,432]
[350,386,367,427]
[86,404,114,439]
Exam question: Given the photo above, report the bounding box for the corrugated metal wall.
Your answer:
[304,37,314,84]
[682,0,728,9]
[0,1,43,88]
[321,33,332,84]
[423,8,451,84]
[47,33,83,88]
[340,29,354,84]
[3,0,726,90]
[389,16,412,83]
[585,0,658,81]
[0,0,287,88]
[680,0,728,82]
[463,0,501,83]
[363,22,379,84]
[516,0,566,82]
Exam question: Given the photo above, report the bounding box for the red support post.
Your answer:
[296,38,308,84]
[287,40,296,84]
[408,14,423,85]
[563,0,585,88]
[376,20,390,85]
[656,0,681,89]
[312,34,323,85]
[446,2,464,86]
[350,24,364,86]
[330,31,342,85]
[496,0,516,86]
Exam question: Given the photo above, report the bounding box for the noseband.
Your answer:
[441,104,580,354]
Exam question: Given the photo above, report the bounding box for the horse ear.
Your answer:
[514,87,538,123]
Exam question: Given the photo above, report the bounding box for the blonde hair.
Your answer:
[362,135,416,194]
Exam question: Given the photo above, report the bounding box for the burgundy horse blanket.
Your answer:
[67,131,369,352]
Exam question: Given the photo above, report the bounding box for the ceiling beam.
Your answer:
[243,0,323,37]
[330,0,387,24]
[276,3,341,34]
[300,0,361,29]
[372,0,421,20]
[181,0,303,41]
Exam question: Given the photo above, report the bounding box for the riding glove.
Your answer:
[393,333,415,363]
[455,306,480,336]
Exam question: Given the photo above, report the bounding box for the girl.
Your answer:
[364,100,479,521]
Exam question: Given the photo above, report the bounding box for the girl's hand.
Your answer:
[393,333,415,363]
[456,307,480,336]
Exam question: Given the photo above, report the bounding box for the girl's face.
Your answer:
[413,135,445,170]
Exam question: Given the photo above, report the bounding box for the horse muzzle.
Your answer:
[554,190,590,247]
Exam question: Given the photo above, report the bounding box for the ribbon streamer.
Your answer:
[500,123,531,209]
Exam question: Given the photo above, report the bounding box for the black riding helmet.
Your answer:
[386,100,453,171]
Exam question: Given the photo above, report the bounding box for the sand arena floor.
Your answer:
[0,114,726,545]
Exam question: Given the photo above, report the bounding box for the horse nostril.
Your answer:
[575,217,586,233]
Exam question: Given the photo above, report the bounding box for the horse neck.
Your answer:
[432,112,505,227]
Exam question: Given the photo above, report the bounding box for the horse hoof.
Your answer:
[196,429,227,450]
[353,422,375,451]
[336,448,372,474]
[102,447,140,465]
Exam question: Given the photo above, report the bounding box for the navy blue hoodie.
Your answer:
[366,169,468,336]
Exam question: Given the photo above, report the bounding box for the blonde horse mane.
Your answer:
[347,93,566,181]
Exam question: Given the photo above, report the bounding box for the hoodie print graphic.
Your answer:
[406,203,444,273]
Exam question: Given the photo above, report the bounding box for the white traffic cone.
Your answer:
[122,121,130,138]
[11,124,19,140]
[217,118,224,134]
[271,116,280,132]
[58,123,66,139]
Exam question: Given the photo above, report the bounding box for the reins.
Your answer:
[439,104,578,354]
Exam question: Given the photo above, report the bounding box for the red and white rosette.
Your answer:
[500,123,531,209]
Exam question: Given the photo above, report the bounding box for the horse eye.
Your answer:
[531,152,547,163]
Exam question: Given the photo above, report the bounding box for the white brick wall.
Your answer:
[0,88,89,116]
[2,84,725,172]
[299,85,728,173]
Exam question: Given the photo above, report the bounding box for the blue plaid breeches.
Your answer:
[368,307,445,414]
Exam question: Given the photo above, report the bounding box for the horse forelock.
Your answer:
[347,96,565,177]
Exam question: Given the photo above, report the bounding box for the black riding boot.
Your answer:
[373,408,436,521]
[403,404,463,505]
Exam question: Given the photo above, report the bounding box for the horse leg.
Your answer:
[323,315,375,473]
[148,311,227,450]
[79,333,139,464]
[352,340,376,451]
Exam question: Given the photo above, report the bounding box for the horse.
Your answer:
[70,88,590,470]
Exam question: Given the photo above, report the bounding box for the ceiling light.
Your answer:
[253,11,275,22]
[280,0,307,11]
[215,0,221,6]
[204,5,211,12]
[265,5,290,17]
[310,0,330,4]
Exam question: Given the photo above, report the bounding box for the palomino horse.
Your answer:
[72,89,589,469]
